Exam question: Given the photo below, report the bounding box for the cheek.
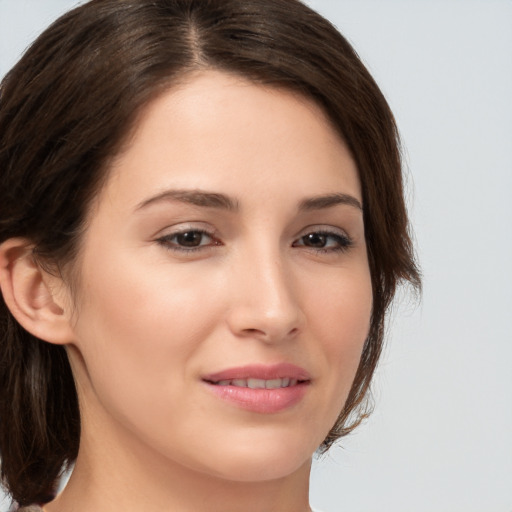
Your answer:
[76,247,220,347]
[309,260,372,340]
[69,254,224,414]
[68,261,232,464]
[306,265,373,405]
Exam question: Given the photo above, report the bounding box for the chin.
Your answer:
[211,455,311,483]
[190,430,318,483]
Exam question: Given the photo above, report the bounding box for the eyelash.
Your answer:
[292,230,353,253]
[156,229,219,253]
[155,228,353,254]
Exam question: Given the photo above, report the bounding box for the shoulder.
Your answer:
[12,506,44,512]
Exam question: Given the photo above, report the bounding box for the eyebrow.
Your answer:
[135,189,362,213]
[298,193,363,212]
[135,189,239,211]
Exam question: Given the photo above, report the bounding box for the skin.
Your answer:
[30,70,372,512]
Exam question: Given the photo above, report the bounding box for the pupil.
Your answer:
[305,233,326,247]
[177,232,202,247]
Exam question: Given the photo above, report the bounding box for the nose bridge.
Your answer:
[228,236,303,341]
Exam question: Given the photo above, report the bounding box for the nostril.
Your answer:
[239,325,300,343]
[243,328,264,335]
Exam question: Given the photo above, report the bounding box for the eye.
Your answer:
[293,230,352,253]
[156,229,219,252]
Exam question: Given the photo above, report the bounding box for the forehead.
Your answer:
[99,70,361,212]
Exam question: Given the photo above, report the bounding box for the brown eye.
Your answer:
[156,229,218,252]
[175,231,206,247]
[302,233,328,248]
[293,230,353,253]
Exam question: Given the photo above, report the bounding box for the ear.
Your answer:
[0,238,75,345]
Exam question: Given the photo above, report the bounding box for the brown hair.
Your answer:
[0,0,420,505]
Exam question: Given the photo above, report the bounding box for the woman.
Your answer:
[0,1,420,511]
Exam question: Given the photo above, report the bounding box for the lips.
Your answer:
[203,363,311,383]
[202,364,311,414]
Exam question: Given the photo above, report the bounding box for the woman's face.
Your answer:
[64,70,372,482]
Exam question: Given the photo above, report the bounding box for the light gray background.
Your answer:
[1,1,511,511]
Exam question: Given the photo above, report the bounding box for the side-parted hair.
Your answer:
[0,0,420,505]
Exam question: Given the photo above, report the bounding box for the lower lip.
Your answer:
[204,382,309,414]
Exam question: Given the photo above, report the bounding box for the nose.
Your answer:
[226,245,305,344]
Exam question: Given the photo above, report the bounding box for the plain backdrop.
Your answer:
[1,1,511,511]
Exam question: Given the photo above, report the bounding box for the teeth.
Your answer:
[215,378,298,388]
[265,378,282,389]
[247,378,266,389]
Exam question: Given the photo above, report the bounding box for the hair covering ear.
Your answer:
[0,238,74,345]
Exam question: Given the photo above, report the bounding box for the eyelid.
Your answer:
[292,225,353,253]
[294,224,350,240]
[154,223,221,253]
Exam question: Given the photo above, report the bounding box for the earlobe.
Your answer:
[0,238,74,345]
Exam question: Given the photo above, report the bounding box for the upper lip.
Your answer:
[202,363,311,383]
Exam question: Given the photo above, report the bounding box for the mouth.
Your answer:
[206,377,303,389]
[202,364,311,414]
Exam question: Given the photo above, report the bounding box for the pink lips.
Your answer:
[202,363,311,414]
